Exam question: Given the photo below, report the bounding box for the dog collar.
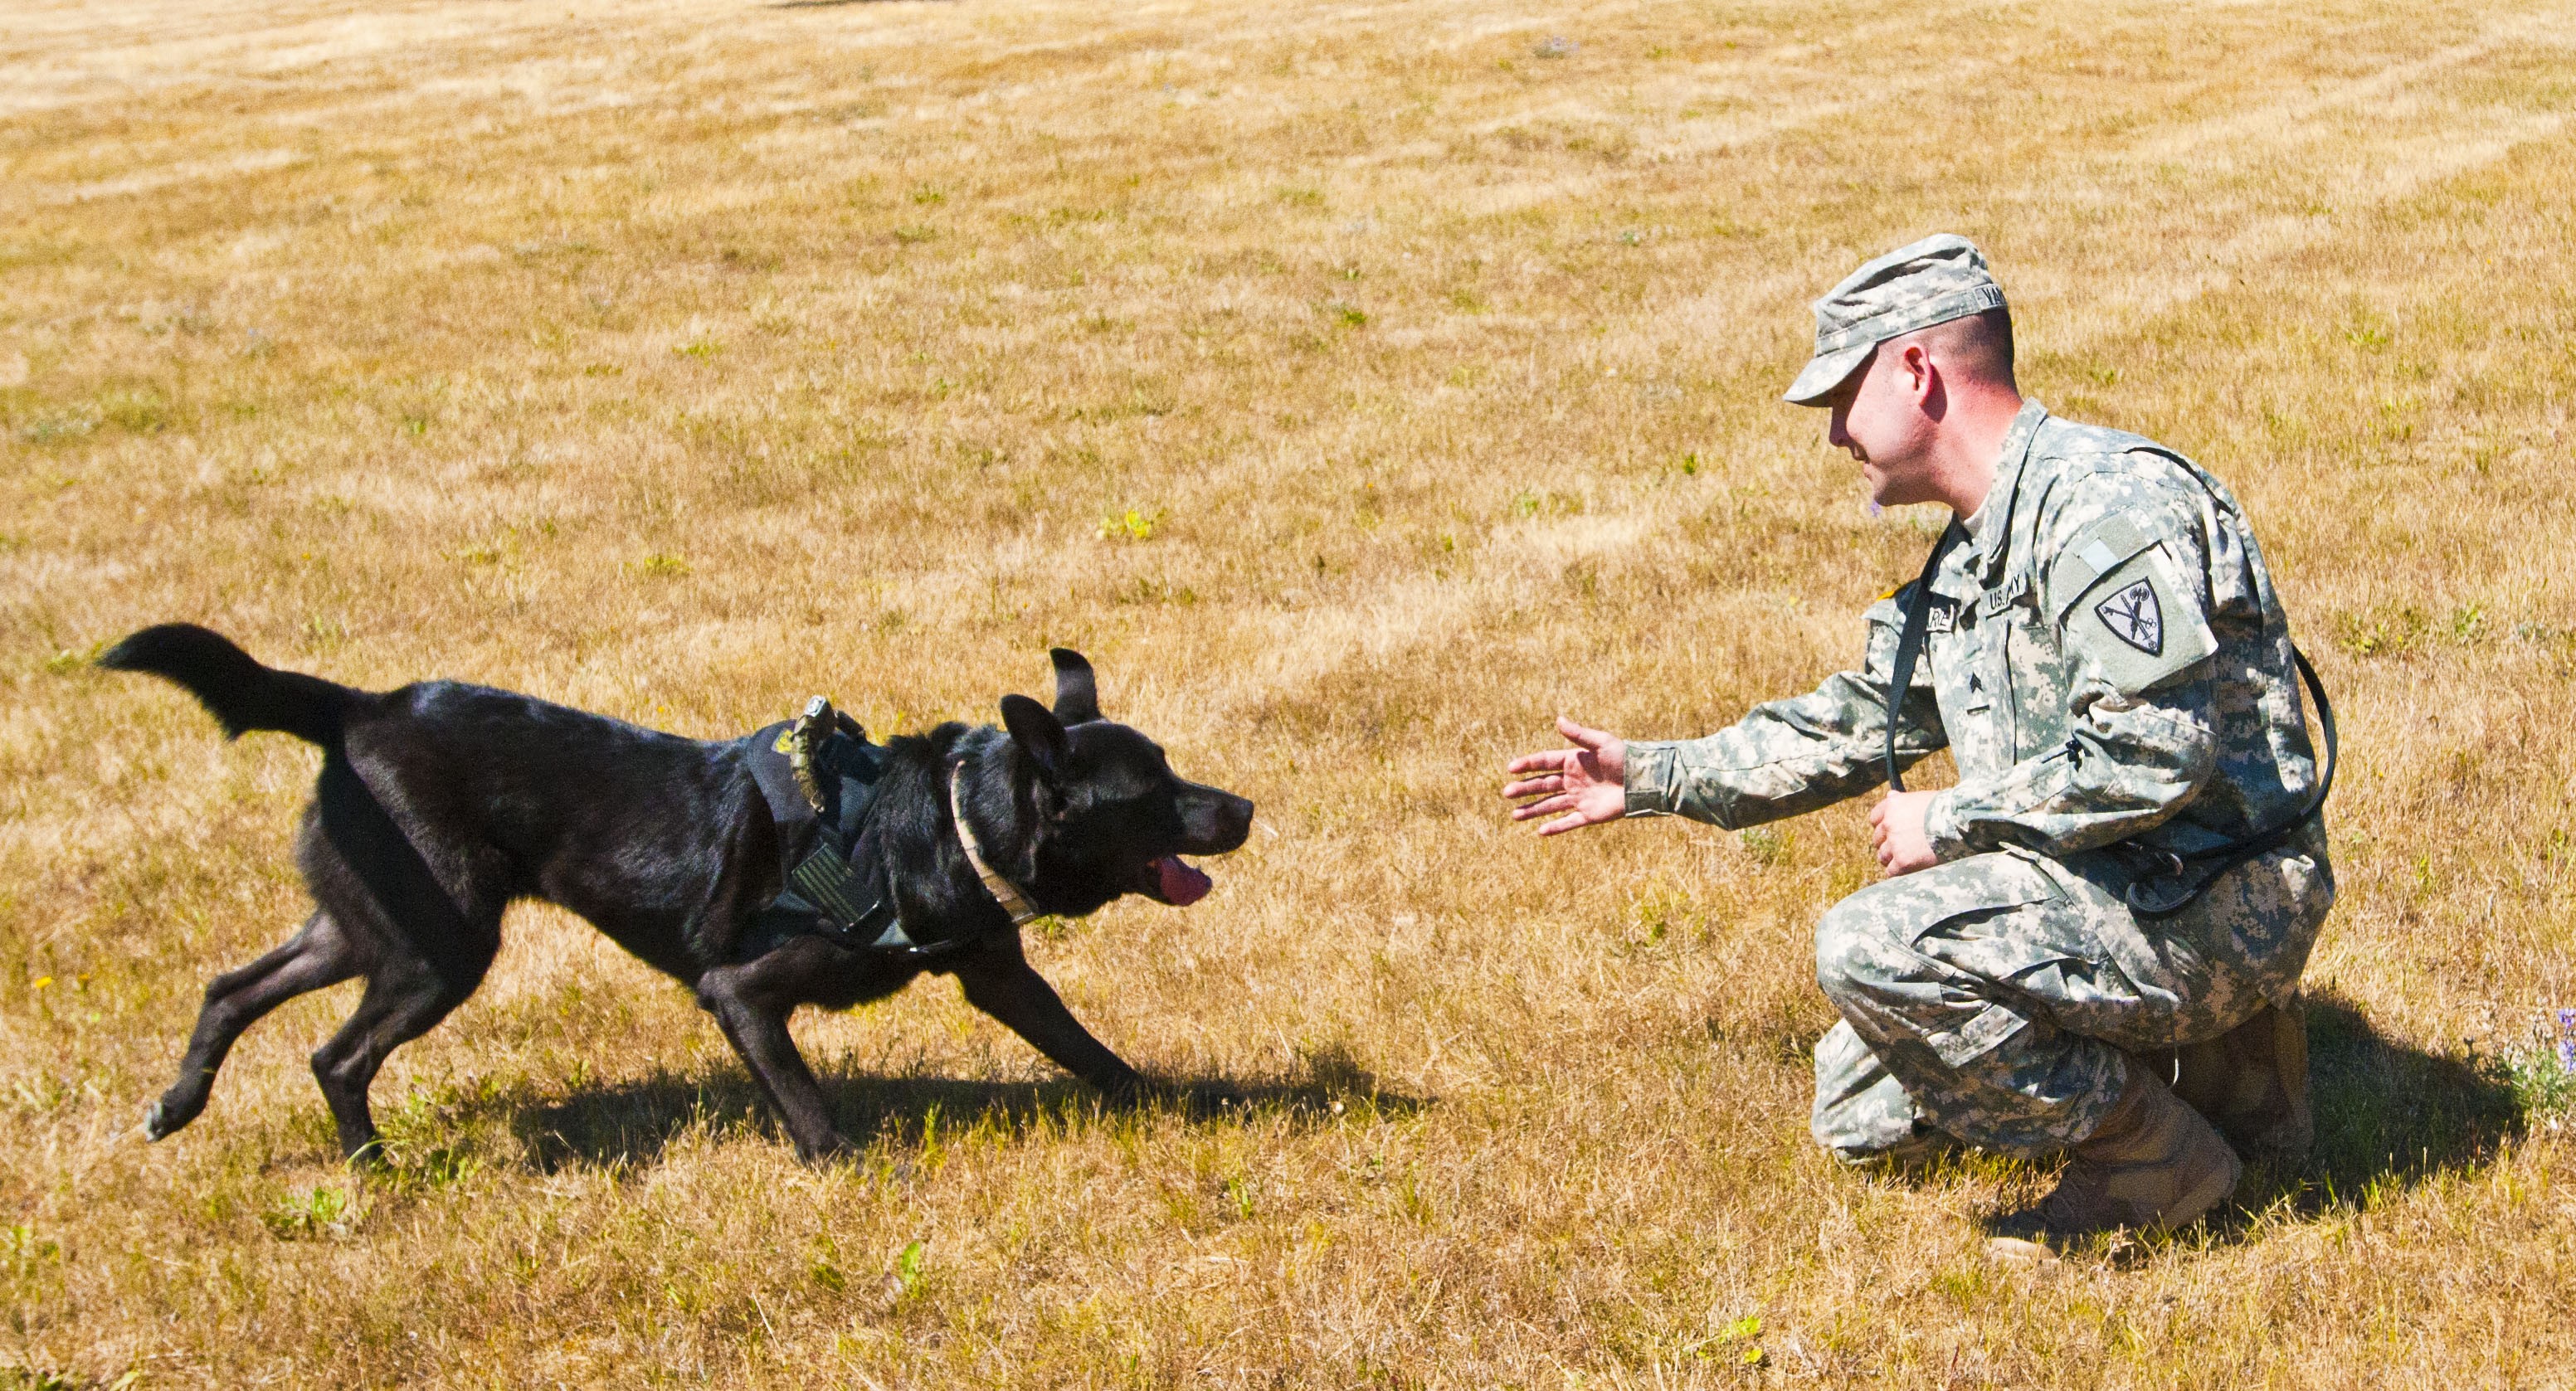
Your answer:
[948,766,1041,926]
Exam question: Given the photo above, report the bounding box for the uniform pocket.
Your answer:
[1894,854,2070,1067]
[1903,852,2064,956]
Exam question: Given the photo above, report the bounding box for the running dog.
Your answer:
[102,625,1253,1163]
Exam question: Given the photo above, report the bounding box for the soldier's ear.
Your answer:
[1000,694,1069,781]
[1049,648,1102,725]
[1900,341,1938,401]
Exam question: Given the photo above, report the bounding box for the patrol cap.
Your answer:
[1783,233,2008,406]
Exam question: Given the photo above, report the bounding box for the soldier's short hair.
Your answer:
[1913,306,2016,387]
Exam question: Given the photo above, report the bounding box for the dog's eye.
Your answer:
[1058,786,1168,820]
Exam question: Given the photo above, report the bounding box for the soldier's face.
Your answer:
[1823,343,1939,506]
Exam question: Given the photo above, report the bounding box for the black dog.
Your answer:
[102,625,1253,1163]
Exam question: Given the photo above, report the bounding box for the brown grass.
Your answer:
[6,0,2576,1384]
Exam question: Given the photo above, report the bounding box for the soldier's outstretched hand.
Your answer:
[1503,717,1628,835]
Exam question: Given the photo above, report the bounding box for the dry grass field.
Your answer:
[6,0,2576,1383]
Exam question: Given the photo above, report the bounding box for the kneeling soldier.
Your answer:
[1503,236,2332,1257]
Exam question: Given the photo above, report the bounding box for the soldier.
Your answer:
[1502,235,2333,1258]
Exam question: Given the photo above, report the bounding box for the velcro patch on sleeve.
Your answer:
[2047,513,2154,620]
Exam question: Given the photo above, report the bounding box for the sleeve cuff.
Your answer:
[1923,788,1973,861]
[1622,740,1676,818]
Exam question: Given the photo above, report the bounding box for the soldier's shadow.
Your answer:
[499,1048,1410,1173]
[2221,990,2525,1225]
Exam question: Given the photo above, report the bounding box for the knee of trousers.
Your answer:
[1813,893,1914,1012]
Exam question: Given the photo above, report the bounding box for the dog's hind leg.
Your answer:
[147,911,362,1141]
[309,959,482,1165]
[296,752,506,1163]
[299,877,501,1165]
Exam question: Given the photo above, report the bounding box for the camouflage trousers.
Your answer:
[1809,829,2332,1163]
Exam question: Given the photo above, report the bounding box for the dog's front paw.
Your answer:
[795,1132,861,1166]
[1178,1080,1251,1117]
[1091,1068,1152,1106]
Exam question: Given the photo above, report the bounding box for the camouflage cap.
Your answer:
[1783,234,2008,406]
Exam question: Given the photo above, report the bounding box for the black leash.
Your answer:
[2124,645,2335,918]
[1882,522,1964,794]
[1880,528,2336,918]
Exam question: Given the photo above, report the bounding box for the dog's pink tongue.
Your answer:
[1156,856,1211,907]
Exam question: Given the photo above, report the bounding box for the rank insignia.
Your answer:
[2095,579,2164,656]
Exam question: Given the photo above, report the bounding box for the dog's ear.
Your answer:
[1049,648,1102,725]
[1000,693,1070,781]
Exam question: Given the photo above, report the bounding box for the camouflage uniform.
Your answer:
[1624,397,2332,1161]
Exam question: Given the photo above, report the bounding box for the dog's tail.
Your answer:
[100,624,361,747]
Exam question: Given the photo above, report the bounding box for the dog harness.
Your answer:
[742,698,1040,960]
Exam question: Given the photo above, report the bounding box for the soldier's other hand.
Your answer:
[1868,790,1940,876]
[1502,717,1628,835]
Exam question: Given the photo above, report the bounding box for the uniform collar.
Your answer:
[1922,399,2048,601]
[1972,398,2050,581]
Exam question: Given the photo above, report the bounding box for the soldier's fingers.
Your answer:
[1510,794,1575,822]
[1538,808,1606,836]
[1500,775,1563,800]
[1504,750,1570,776]
[1556,715,1615,749]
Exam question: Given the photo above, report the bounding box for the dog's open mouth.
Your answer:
[1142,855,1211,907]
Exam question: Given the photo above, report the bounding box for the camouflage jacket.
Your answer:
[1624,401,2324,865]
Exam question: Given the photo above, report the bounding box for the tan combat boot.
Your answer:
[2157,999,2313,1165]
[1986,1069,2242,1262]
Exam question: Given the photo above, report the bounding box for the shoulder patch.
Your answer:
[2063,547,2214,695]
[2093,579,2163,654]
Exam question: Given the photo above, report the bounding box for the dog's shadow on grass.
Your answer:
[501,1053,1413,1173]
[2224,990,2525,1223]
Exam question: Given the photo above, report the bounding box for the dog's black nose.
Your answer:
[1182,788,1254,854]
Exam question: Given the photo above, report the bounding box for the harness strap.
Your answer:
[1883,523,1965,793]
[950,766,1041,926]
[774,800,922,955]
